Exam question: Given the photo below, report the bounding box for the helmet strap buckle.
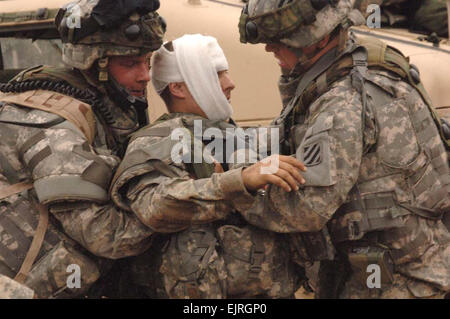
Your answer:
[97,57,109,82]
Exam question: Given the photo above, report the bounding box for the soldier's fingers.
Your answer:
[279,155,307,172]
[266,174,292,192]
[278,161,305,185]
[213,160,224,173]
[274,167,299,191]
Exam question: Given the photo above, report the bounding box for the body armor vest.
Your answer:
[110,113,269,288]
[283,36,450,265]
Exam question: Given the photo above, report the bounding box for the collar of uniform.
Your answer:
[278,73,301,110]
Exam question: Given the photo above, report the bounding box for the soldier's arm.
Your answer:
[239,78,365,232]
[111,127,307,233]
[133,169,256,233]
[112,132,255,233]
[49,202,153,259]
[10,107,154,259]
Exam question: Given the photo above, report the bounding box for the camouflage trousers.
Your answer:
[123,224,300,299]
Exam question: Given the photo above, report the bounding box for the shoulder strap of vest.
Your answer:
[359,36,450,151]
[180,118,216,179]
[273,46,347,152]
[299,36,450,152]
[111,114,216,195]
[143,114,216,179]
[110,114,176,191]
[274,46,341,126]
[350,47,369,152]
[0,90,96,144]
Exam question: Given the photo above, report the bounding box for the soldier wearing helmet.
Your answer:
[0,0,165,298]
[236,0,450,298]
[109,34,305,299]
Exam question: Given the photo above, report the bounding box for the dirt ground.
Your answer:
[295,287,315,299]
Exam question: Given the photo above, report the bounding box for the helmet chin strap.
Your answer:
[105,75,149,127]
[288,46,320,75]
[288,31,340,75]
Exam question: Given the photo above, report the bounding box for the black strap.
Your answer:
[28,146,52,173]
[351,48,369,151]
[19,131,47,159]
[0,117,65,130]
[73,145,112,190]
[399,203,444,220]
[274,46,340,127]
[248,230,265,279]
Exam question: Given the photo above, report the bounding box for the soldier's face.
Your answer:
[108,53,152,97]
[264,43,298,70]
[168,70,235,118]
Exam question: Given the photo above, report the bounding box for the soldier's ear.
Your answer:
[168,82,188,99]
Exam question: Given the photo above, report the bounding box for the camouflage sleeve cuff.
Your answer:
[217,167,255,211]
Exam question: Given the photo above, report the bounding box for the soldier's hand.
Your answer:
[241,155,306,192]
[213,160,224,173]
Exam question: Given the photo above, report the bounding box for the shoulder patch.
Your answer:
[0,103,62,126]
[297,112,337,187]
[303,142,322,167]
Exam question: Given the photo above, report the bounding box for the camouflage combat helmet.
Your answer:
[56,0,166,71]
[239,0,365,48]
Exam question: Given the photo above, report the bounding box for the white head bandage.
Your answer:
[151,34,233,121]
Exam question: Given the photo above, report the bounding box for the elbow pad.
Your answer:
[20,120,114,204]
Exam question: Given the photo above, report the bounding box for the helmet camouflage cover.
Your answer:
[56,0,166,70]
[239,0,365,48]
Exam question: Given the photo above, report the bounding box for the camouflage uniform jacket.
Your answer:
[110,112,300,299]
[110,112,256,233]
[0,66,154,297]
[238,39,450,295]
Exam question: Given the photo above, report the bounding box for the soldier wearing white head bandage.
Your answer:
[109,33,304,299]
[151,34,233,121]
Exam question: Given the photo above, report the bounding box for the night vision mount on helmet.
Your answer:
[56,0,166,71]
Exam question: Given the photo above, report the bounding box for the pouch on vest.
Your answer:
[290,227,336,263]
[217,225,297,298]
[347,246,395,286]
[159,224,227,299]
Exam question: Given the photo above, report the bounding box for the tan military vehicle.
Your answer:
[0,0,449,125]
[0,0,448,300]
[154,0,450,125]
